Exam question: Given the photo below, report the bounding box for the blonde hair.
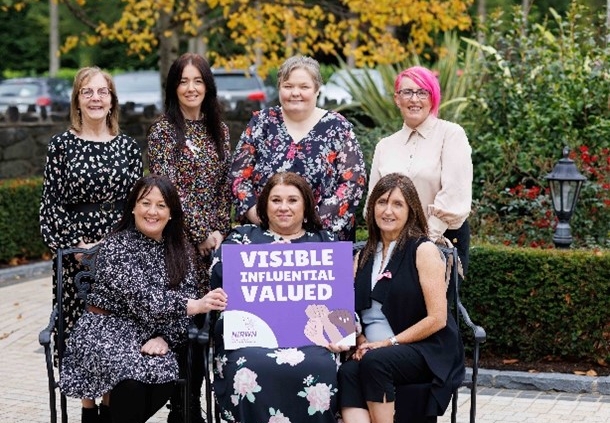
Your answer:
[70,67,120,135]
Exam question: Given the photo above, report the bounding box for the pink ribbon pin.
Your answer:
[376,270,392,281]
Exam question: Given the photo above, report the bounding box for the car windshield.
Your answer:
[328,70,383,90]
[215,74,262,91]
[0,82,42,97]
[115,78,158,93]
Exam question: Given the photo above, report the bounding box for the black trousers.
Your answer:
[443,220,470,276]
[110,379,173,423]
[338,345,433,408]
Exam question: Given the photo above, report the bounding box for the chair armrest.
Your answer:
[39,305,59,346]
[457,302,487,344]
[188,313,212,345]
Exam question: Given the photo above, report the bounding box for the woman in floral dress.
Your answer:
[39,66,142,419]
[59,174,228,423]
[147,53,232,422]
[210,172,340,423]
[230,55,366,241]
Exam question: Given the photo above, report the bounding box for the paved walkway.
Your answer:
[1,275,610,423]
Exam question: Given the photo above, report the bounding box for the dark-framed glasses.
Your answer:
[395,88,430,100]
[79,87,111,99]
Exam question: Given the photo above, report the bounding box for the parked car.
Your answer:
[317,69,385,107]
[113,70,163,115]
[212,68,275,112]
[0,77,72,115]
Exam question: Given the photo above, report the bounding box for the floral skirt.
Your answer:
[213,342,339,423]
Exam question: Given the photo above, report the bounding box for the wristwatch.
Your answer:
[389,336,399,346]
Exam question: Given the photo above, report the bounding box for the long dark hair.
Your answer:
[161,53,225,160]
[114,174,191,288]
[360,173,428,267]
[256,172,323,233]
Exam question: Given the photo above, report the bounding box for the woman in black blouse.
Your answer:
[59,175,227,423]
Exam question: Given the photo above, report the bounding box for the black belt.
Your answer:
[65,200,125,213]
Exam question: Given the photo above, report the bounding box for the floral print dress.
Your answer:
[230,106,367,241]
[210,225,340,423]
[59,229,198,399]
[148,115,232,286]
[39,131,142,352]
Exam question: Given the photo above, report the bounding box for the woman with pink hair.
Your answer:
[367,66,473,273]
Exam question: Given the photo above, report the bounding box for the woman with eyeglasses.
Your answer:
[40,66,142,422]
[367,66,473,273]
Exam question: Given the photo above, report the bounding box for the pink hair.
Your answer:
[394,66,441,116]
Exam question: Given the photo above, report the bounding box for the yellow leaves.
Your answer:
[85,34,99,46]
[60,35,80,54]
[573,369,598,377]
[36,0,474,71]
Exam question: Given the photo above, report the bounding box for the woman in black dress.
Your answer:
[39,66,142,419]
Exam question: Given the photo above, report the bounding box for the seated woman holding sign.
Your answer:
[210,172,348,423]
[337,173,464,423]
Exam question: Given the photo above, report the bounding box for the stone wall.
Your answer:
[0,107,252,180]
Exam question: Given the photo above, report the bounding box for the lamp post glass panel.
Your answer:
[545,147,587,248]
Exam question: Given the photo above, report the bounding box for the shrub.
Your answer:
[463,3,610,247]
[0,178,48,263]
[466,245,610,363]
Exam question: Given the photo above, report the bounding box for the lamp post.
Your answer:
[545,146,586,248]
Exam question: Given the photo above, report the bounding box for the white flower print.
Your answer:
[297,376,337,415]
[268,408,291,423]
[215,354,228,378]
[231,367,261,404]
[267,348,305,366]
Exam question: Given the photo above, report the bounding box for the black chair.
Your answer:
[352,243,486,423]
[38,246,193,423]
[187,311,215,422]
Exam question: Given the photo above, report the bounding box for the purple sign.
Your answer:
[222,241,356,349]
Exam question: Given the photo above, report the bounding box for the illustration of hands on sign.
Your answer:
[304,304,356,347]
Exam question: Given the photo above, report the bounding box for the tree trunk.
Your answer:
[49,0,59,76]
[157,9,179,108]
[477,0,486,44]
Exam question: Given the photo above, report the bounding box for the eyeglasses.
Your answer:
[79,87,111,99]
[395,88,430,100]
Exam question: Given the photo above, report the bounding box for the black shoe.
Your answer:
[189,396,206,423]
[166,403,206,423]
[81,406,99,423]
[99,404,111,423]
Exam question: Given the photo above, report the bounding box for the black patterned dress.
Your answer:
[210,225,340,423]
[59,229,198,399]
[147,115,232,287]
[39,130,142,352]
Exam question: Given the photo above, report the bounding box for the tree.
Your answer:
[2,0,474,77]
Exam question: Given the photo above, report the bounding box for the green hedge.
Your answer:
[0,178,48,262]
[465,245,610,362]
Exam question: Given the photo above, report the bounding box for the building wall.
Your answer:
[0,110,250,180]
